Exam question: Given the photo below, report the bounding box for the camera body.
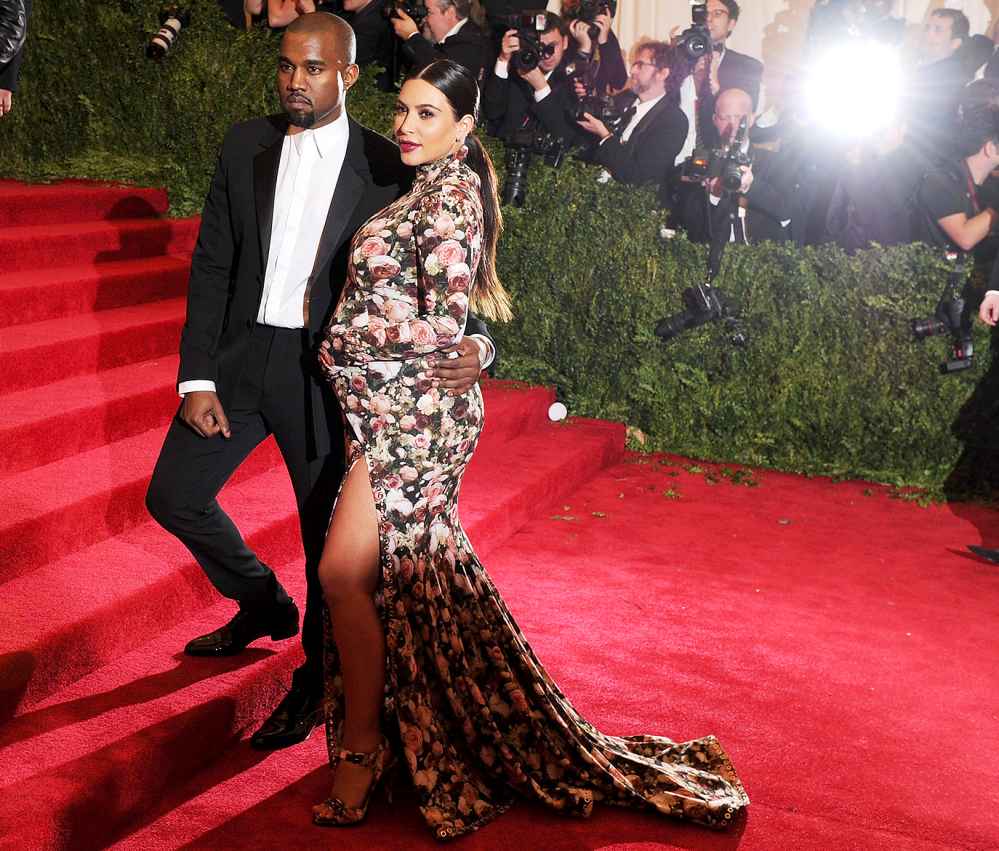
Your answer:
[502,128,567,207]
[655,284,747,347]
[683,117,752,193]
[676,2,711,63]
[567,0,618,42]
[383,0,428,27]
[146,4,190,61]
[910,253,975,374]
[503,12,555,74]
[564,57,625,129]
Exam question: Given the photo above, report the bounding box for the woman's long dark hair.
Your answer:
[411,60,513,322]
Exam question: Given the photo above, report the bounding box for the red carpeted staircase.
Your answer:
[0,181,626,850]
[3,181,999,851]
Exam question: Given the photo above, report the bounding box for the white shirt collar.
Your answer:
[289,109,349,158]
[635,92,665,114]
[441,17,468,42]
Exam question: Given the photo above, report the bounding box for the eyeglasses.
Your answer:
[630,60,655,70]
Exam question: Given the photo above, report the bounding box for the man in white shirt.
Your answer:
[146,12,495,752]
[576,40,689,190]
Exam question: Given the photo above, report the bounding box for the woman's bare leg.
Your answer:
[318,458,385,807]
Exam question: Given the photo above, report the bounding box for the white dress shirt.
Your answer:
[178,115,349,397]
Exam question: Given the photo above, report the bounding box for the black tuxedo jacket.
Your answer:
[403,21,493,82]
[582,91,688,187]
[483,61,587,146]
[695,47,763,144]
[180,115,406,458]
[678,148,791,245]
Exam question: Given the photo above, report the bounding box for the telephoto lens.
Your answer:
[147,5,190,61]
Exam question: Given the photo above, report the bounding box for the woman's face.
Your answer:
[393,78,472,166]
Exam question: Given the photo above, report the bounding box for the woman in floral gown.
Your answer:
[313,59,749,839]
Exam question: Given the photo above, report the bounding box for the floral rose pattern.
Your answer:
[318,153,748,842]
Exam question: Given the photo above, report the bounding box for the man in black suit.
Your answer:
[0,0,29,118]
[341,0,393,67]
[389,0,492,82]
[683,0,763,148]
[482,12,587,148]
[678,88,793,245]
[576,40,688,190]
[146,12,494,751]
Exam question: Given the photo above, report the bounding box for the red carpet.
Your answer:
[1,182,997,851]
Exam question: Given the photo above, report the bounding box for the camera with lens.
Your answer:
[501,11,556,74]
[502,127,567,207]
[383,0,428,27]
[675,2,711,63]
[655,283,747,346]
[146,4,190,61]
[682,117,753,193]
[565,0,618,42]
[564,56,625,128]
[910,253,975,374]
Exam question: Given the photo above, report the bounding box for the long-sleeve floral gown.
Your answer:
[317,151,749,841]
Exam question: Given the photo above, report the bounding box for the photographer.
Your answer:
[390,0,492,81]
[679,0,763,147]
[677,88,792,245]
[482,12,586,148]
[563,0,626,97]
[915,87,999,256]
[0,0,29,118]
[340,0,393,67]
[576,41,688,191]
[910,8,974,163]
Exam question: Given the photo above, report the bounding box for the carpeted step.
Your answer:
[0,565,310,851]
[0,181,169,227]
[0,297,186,395]
[1,217,199,274]
[0,426,284,585]
[0,357,180,478]
[0,417,623,722]
[0,465,302,722]
[0,254,191,330]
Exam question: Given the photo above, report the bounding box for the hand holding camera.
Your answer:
[499,29,521,64]
[389,6,420,39]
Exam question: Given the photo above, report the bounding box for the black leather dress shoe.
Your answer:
[250,684,322,751]
[184,601,299,657]
[968,545,999,565]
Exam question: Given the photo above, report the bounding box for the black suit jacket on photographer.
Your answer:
[483,60,588,146]
[0,0,29,93]
[679,148,792,245]
[695,48,763,144]
[402,19,493,82]
[343,0,393,68]
[567,30,627,96]
[581,91,688,187]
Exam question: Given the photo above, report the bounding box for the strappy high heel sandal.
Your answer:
[312,736,397,827]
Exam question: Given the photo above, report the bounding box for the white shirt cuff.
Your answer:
[494,60,509,79]
[468,334,494,369]
[178,380,217,398]
[988,290,999,297]
[534,84,552,103]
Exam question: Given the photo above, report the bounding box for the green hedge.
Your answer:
[4,0,999,496]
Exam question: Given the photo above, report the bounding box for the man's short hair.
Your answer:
[959,79,999,153]
[540,12,569,38]
[930,8,970,42]
[435,0,472,20]
[718,0,740,21]
[639,40,674,73]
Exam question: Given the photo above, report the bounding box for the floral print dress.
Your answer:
[317,152,749,841]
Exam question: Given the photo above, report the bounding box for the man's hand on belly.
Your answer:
[429,338,483,396]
